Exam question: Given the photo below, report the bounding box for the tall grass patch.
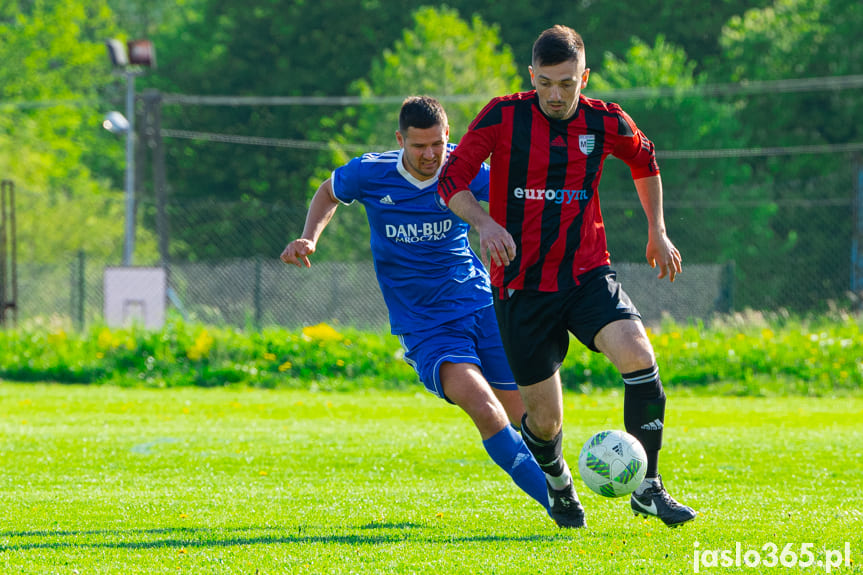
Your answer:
[1,311,861,395]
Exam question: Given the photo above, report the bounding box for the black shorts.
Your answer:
[492,266,642,386]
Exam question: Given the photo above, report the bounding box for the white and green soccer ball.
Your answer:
[577,430,648,497]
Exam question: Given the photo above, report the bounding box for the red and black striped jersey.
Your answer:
[439,90,659,292]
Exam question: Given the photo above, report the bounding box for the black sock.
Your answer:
[520,413,566,478]
[623,365,666,478]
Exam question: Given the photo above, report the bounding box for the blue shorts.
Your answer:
[397,305,517,403]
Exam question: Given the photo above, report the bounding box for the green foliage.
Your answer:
[587,36,800,313]
[0,316,415,389]
[0,0,158,264]
[143,0,419,260]
[563,311,863,396]
[1,385,860,572]
[106,0,206,38]
[129,0,772,262]
[565,0,775,77]
[710,0,863,309]
[717,0,862,162]
[1,313,861,395]
[4,0,861,314]
[588,37,764,264]
[309,5,522,263]
[349,6,522,146]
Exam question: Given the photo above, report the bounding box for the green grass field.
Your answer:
[1,383,861,574]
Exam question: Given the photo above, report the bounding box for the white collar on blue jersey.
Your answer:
[396,148,442,190]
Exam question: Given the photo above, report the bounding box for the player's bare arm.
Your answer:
[280,178,340,268]
[634,175,682,282]
[447,189,516,269]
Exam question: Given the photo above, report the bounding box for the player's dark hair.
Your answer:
[399,96,447,134]
[532,25,585,67]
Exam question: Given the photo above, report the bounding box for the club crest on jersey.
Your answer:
[435,193,449,212]
[579,135,595,155]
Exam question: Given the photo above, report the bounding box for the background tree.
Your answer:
[138,0,777,263]
[717,0,862,172]
[307,6,522,262]
[565,0,774,76]
[427,1,773,84]
[143,0,420,261]
[710,0,863,308]
[347,6,521,146]
[0,0,157,264]
[5,0,859,313]
[586,37,781,293]
[106,0,205,38]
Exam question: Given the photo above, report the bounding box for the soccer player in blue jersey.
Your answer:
[280,96,561,524]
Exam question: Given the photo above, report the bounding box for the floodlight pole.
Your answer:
[123,70,136,266]
[853,162,863,301]
[108,37,155,267]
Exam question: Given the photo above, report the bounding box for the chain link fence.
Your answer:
[28,256,727,331]
[4,161,860,331]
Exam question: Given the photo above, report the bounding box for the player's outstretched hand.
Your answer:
[281,239,316,268]
[476,219,516,269]
[645,233,682,282]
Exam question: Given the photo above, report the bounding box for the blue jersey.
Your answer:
[332,144,492,334]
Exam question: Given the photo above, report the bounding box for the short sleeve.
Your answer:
[468,162,491,203]
[611,109,659,180]
[331,157,364,205]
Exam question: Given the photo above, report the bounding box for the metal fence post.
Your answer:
[1,180,6,328]
[253,257,262,329]
[77,251,85,330]
[1,179,16,328]
[69,250,85,330]
[852,163,863,304]
[144,90,170,275]
[716,260,736,314]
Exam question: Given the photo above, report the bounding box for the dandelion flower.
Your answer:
[47,329,67,345]
[97,328,116,350]
[302,322,343,342]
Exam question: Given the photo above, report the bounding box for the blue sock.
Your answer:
[482,424,549,510]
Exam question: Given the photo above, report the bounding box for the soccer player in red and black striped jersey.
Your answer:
[439,25,696,528]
